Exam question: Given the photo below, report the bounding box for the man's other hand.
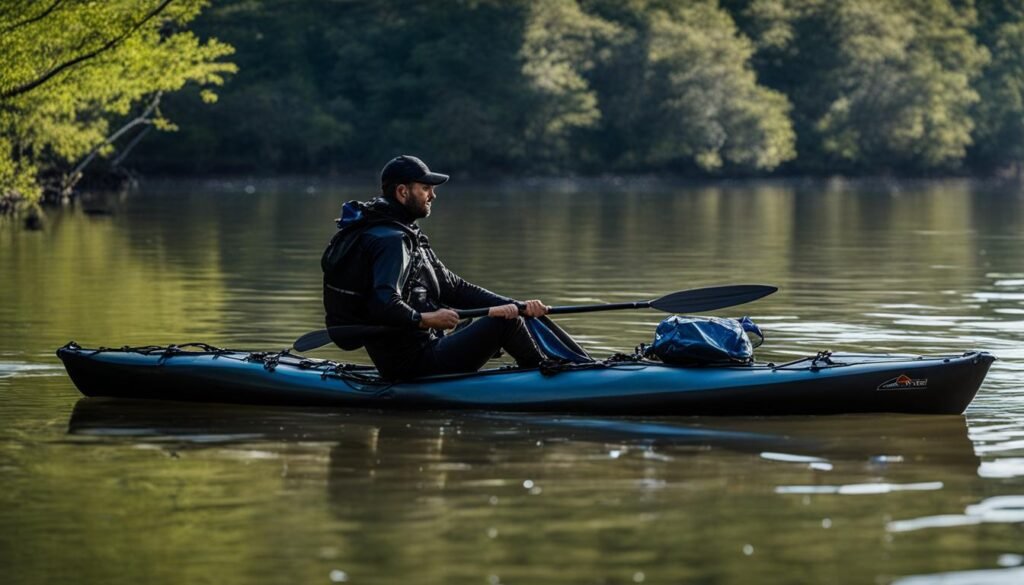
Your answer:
[522,299,549,318]
[420,309,460,330]
[488,300,549,319]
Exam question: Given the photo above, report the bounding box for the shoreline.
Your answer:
[7,173,1020,221]
[134,173,1024,195]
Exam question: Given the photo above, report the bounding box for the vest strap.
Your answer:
[324,283,363,297]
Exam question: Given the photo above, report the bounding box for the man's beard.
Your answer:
[404,197,430,219]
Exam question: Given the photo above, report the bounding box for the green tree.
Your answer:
[971,0,1024,175]
[322,0,620,171]
[584,0,796,173]
[88,0,1020,178]
[0,0,234,207]
[519,0,621,166]
[136,0,618,175]
[141,0,793,176]
[126,0,353,174]
[731,0,988,173]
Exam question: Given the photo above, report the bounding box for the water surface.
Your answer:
[1,179,1022,584]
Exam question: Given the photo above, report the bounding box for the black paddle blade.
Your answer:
[649,284,777,314]
[292,325,392,353]
[293,329,335,352]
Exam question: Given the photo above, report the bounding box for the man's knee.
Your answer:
[485,315,527,337]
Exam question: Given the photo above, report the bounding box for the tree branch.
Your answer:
[63,92,163,194]
[0,0,66,36]
[0,0,175,100]
[111,125,153,169]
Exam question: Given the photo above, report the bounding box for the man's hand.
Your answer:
[488,300,549,319]
[420,309,460,330]
[522,299,549,317]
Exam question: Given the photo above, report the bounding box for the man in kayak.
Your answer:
[321,155,549,379]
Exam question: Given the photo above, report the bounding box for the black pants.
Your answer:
[378,317,545,379]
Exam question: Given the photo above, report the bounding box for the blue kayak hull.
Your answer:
[56,345,995,415]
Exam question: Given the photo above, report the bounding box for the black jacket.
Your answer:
[322,197,511,360]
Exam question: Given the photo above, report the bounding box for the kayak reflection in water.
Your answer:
[322,155,549,379]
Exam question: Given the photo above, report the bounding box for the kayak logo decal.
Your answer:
[877,374,928,391]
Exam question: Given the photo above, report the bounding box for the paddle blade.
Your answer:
[293,324,397,352]
[650,284,777,314]
[293,329,335,352]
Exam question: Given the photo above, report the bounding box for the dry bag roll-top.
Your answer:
[648,315,763,365]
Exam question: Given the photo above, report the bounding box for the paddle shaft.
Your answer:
[456,301,651,319]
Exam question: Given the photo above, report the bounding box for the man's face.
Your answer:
[399,182,437,219]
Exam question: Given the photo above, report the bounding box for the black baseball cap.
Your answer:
[380,155,449,189]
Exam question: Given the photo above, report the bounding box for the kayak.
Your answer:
[56,342,995,415]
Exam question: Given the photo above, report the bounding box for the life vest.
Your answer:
[321,199,441,348]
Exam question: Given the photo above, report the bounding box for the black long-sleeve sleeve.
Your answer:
[363,231,422,327]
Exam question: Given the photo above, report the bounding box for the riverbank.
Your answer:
[6,173,1021,233]
[137,173,1023,195]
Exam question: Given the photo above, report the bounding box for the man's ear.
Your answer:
[394,184,408,203]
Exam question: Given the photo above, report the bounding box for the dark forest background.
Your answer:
[129,0,1024,178]
[6,0,1024,207]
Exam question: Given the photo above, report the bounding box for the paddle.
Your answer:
[292,284,777,352]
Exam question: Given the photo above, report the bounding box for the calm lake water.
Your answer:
[1,179,1023,584]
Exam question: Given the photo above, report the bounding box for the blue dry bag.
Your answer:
[649,315,763,365]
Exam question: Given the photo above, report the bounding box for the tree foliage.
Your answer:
[10,0,1024,191]
[733,0,988,173]
[0,0,234,205]
[971,0,1024,173]
[584,0,795,171]
[133,0,795,176]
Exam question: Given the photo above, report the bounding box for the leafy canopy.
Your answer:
[135,0,796,176]
[0,0,235,204]
[734,0,989,172]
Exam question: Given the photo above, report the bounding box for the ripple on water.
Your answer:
[0,362,65,379]
[971,292,1024,302]
[759,452,834,471]
[887,495,1024,533]
[892,566,1024,585]
[957,319,1024,332]
[775,482,943,495]
[975,439,1024,454]
[978,458,1024,479]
